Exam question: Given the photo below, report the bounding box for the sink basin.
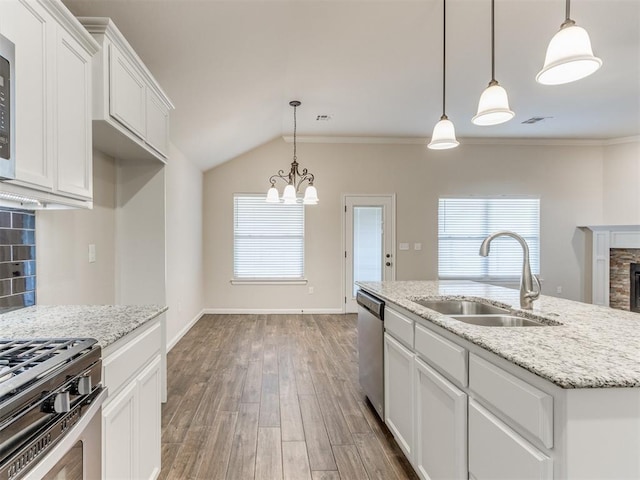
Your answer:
[414,299,510,315]
[450,315,547,327]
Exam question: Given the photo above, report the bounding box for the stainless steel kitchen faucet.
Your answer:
[479,231,541,310]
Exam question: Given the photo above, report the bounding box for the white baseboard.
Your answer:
[167,309,205,352]
[202,307,345,315]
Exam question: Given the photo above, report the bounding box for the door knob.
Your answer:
[385,254,392,258]
[385,262,392,267]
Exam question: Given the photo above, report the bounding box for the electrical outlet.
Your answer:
[414,243,422,251]
[556,286,562,294]
[88,244,96,263]
[399,243,409,251]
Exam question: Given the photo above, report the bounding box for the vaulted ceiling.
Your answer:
[64,0,640,171]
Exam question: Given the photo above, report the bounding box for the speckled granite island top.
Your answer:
[357,280,640,389]
[0,305,167,348]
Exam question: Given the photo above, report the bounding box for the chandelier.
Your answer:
[266,100,319,205]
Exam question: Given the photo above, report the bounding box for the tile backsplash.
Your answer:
[0,207,35,313]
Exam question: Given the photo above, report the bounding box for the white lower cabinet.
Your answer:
[468,399,553,480]
[103,381,137,479]
[384,332,414,460]
[102,317,164,480]
[414,357,467,480]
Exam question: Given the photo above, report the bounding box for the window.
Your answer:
[438,197,540,280]
[233,194,304,280]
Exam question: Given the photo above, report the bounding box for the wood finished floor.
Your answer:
[159,314,418,480]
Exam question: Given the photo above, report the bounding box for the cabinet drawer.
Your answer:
[384,307,413,347]
[469,354,553,448]
[104,321,161,397]
[469,399,552,480]
[415,324,467,387]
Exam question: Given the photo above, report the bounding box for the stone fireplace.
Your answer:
[581,225,640,310]
[631,263,640,312]
[609,249,640,311]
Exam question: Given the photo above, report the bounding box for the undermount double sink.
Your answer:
[413,299,555,327]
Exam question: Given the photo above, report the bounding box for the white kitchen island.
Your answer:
[357,280,640,480]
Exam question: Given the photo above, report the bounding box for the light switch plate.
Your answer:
[414,243,422,251]
[399,243,409,251]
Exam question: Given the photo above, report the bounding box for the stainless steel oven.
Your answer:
[0,33,15,180]
[0,339,105,480]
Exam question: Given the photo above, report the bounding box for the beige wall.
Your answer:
[203,139,604,310]
[37,149,117,304]
[165,144,204,348]
[603,140,640,224]
[36,144,205,349]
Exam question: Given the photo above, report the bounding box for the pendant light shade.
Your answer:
[472,0,514,126]
[428,115,459,150]
[536,1,602,85]
[472,81,514,126]
[428,0,459,150]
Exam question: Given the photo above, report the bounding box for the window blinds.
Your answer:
[438,197,540,279]
[233,195,305,279]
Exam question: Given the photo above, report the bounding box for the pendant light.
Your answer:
[472,0,514,126]
[536,0,602,85]
[428,0,459,150]
[266,101,318,205]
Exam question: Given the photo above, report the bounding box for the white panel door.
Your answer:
[137,356,162,480]
[103,382,137,480]
[384,332,414,461]
[468,399,553,480]
[145,88,169,157]
[0,0,54,190]
[345,194,395,312]
[109,43,146,138]
[414,357,467,480]
[55,28,92,199]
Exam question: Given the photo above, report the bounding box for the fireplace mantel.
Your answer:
[580,225,640,306]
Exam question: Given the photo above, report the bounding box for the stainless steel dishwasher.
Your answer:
[357,289,385,420]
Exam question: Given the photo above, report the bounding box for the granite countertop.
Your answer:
[0,305,167,348]
[358,280,640,389]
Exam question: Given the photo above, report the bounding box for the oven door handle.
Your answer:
[22,388,108,480]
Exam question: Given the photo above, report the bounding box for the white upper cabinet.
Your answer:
[55,27,93,199]
[0,0,99,207]
[145,88,170,157]
[79,17,173,164]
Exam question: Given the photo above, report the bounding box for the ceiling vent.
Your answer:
[316,114,332,121]
[521,116,552,124]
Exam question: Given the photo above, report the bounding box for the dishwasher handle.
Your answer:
[356,290,385,320]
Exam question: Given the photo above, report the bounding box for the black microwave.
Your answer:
[0,33,15,180]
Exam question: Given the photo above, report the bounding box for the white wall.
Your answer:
[603,140,640,224]
[203,139,604,311]
[36,149,117,304]
[165,144,204,348]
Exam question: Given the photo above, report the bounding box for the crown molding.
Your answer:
[282,135,639,146]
